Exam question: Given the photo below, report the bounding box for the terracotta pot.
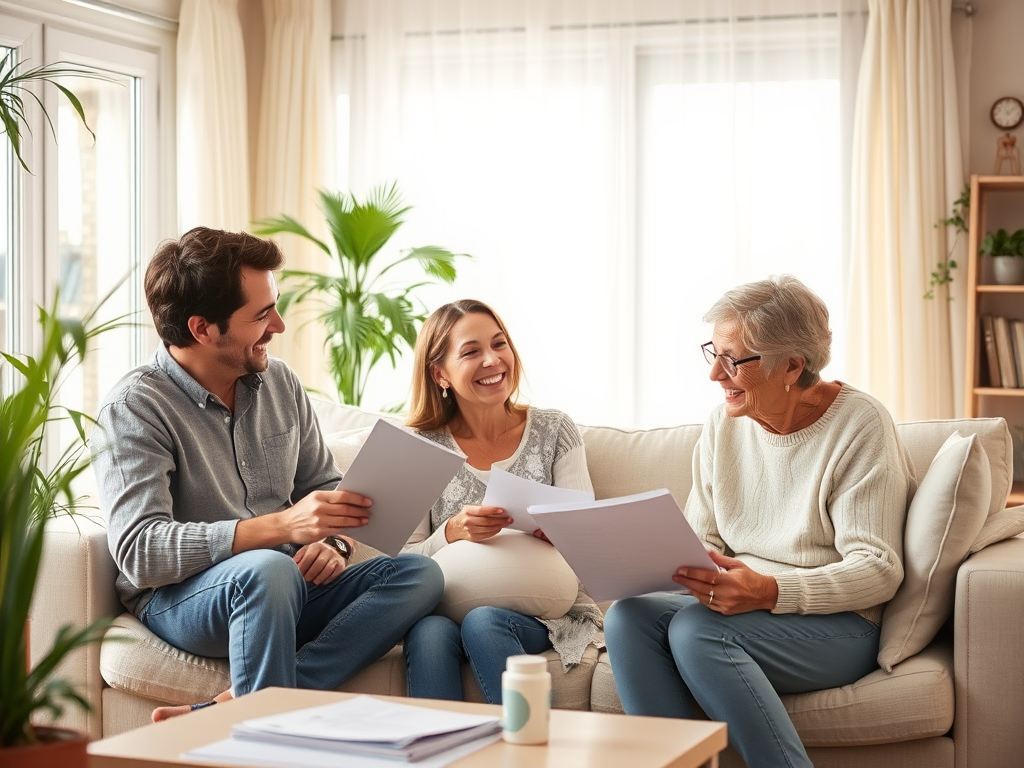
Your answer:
[0,727,89,768]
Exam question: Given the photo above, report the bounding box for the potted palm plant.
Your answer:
[253,182,467,408]
[1,53,119,766]
[0,296,124,766]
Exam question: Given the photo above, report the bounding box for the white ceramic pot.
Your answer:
[992,256,1024,285]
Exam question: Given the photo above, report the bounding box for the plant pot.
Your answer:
[0,727,89,768]
[991,255,1024,285]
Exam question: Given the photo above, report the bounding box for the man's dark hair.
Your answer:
[145,227,284,347]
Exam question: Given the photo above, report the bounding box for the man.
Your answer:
[93,227,443,714]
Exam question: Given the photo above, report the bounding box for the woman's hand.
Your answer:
[673,550,779,615]
[444,505,512,542]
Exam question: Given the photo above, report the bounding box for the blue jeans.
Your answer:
[140,550,443,696]
[404,607,551,703]
[604,594,880,768]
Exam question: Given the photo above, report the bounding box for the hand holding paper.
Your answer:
[481,468,594,534]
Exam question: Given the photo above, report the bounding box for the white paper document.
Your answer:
[528,488,719,602]
[180,695,501,766]
[481,468,594,533]
[335,420,464,556]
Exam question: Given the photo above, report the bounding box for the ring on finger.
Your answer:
[708,589,715,606]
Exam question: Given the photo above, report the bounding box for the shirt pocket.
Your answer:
[262,426,299,501]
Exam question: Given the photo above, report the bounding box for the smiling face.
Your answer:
[212,266,285,377]
[432,311,516,410]
[708,320,787,425]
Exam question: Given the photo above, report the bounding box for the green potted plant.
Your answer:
[1,52,118,766]
[925,184,969,299]
[981,227,1024,285]
[0,295,124,765]
[253,182,467,408]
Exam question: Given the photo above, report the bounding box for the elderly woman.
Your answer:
[603,275,915,768]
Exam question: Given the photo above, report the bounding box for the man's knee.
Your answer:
[394,553,444,601]
[229,549,304,606]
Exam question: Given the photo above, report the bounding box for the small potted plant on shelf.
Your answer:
[981,227,1024,285]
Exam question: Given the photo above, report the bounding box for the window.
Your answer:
[1,5,172,484]
[333,3,860,428]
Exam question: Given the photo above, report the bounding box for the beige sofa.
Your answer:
[31,397,1024,767]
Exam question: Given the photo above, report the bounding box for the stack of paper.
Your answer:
[225,696,500,762]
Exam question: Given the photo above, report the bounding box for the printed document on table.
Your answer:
[336,420,464,556]
[528,488,719,602]
[481,468,594,533]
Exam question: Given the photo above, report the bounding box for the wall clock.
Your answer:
[991,96,1024,130]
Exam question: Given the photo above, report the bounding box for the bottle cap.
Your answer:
[505,654,548,674]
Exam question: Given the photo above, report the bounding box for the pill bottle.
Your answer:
[501,654,551,744]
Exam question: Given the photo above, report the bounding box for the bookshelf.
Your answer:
[963,174,1024,506]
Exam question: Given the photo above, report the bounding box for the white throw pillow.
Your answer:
[431,531,579,624]
[969,506,1024,553]
[323,427,373,473]
[877,432,991,672]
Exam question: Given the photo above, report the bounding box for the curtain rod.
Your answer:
[59,0,179,31]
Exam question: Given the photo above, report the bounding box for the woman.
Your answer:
[401,299,601,703]
[603,276,914,768]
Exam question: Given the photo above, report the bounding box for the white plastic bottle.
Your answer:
[501,654,551,744]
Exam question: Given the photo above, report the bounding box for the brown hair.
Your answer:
[145,227,284,347]
[406,299,525,432]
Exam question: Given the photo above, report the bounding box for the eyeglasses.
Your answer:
[701,342,761,377]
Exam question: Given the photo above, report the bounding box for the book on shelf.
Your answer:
[982,315,1002,388]
[992,316,1018,388]
[1012,320,1024,387]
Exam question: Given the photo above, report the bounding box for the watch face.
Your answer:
[992,97,1024,130]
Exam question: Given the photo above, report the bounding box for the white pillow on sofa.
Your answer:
[431,531,579,624]
[877,432,991,672]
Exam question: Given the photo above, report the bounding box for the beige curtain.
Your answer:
[847,0,966,421]
[253,0,334,393]
[176,0,250,231]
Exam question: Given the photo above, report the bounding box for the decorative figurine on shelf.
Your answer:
[995,133,1021,176]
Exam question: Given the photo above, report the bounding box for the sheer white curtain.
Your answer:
[847,0,966,422]
[253,0,334,391]
[177,0,250,231]
[333,0,865,426]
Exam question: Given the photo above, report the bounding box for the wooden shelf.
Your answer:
[964,175,1024,508]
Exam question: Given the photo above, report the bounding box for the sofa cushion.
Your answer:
[580,423,701,503]
[591,642,954,747]
[969,505,1024,553]
[101,614,230,705]
[877,432,991,672]
[431,531,579,623]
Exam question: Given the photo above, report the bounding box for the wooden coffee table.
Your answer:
[88,687,727,768]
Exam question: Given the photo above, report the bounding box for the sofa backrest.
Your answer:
[310,397,1014,515]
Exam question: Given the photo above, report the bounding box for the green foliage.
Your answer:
[253,183,467,407]
[0,294,126,747]
[0,51,113,174]
[980,228,1024,258]
[926,184,970,300]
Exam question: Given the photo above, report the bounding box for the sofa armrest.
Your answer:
[29,514,121,739]
[954,534,1024,768]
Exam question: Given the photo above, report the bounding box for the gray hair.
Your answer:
[703,275,831,388]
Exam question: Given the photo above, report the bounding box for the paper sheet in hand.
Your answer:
[226,695,500,762]
[481,468,594,533]
[528,489,718,602]
[335,420,464,556]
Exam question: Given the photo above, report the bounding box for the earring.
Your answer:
[785,384,791,393]
[441,386,449,399]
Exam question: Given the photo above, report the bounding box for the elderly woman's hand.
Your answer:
[444,505,512,543]
[673,551,779,615]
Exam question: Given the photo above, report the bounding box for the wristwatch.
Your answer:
[324,536,353,560]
